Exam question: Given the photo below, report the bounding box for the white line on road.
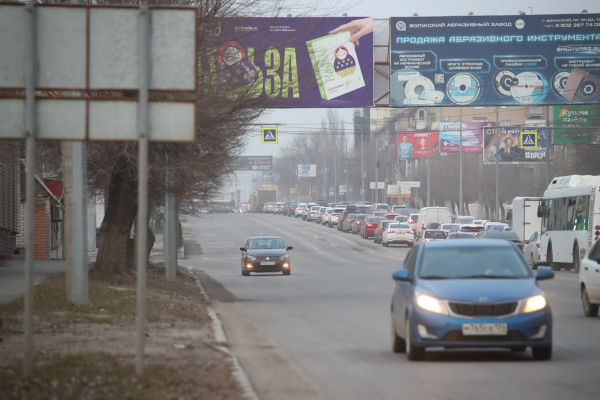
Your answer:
[305,242,324,253]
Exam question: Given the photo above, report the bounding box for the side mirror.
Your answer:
[240,247,246,251]
[537,205,544,218]
[524,240,529,244]
[536,267,554,281]
[286,246,293,250]
[392,269,411,282]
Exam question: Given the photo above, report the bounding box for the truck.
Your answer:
[253,190,277,212]
[415,206,452,237]
[506,197,542,241]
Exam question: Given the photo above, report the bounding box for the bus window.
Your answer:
[574,196,588,231]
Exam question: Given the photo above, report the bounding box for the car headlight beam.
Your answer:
[246,255,257,261]
[522,294,546,313]
[416,294,448,315]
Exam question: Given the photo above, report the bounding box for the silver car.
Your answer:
[306,205,321,222]
[294,203,307,218]
[523,230,542,269]
[327,208,345,228]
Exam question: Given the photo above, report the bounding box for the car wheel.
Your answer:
[391,314,406,353]
[582,286,600,317]
[283,269,291,276]
[572,243,580,273]
[243,269,250,277]
[406,317,425,361]
[532,345,552,360]
[547,244,559,271]
[383,240,387,247]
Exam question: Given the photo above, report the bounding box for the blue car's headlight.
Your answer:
[521,294,547,313]
[416,293,449,315]
[247,255,257,261]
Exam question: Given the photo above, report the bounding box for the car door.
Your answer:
[524,232,537,263]
[393,247,418,334]
[582,240,600,302]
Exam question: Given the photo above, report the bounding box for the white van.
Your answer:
[416,207,452,236]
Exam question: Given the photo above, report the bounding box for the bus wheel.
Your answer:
[572,243,580,273]
[547,244,559,271]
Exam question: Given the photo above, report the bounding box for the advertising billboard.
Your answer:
[439,122,490,153]
[231,156,273,171]
[390,14,600,107]
[483,126,552,164]
[207,17,374,107]
[396,131,439,159]
[553,105,600,144]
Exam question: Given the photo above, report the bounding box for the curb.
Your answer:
[189,269,259,400]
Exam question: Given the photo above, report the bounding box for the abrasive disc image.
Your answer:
[493,70,515,98]
[446,73,482,105]
[404,76,435,104]
[552,71,570,98]
[575,74,600,102]
[510,72,546,104]
[391,68,421,105]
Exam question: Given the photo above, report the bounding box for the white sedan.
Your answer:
[580,239,600,317]
[523,230,542,269]
[382,222,414,247]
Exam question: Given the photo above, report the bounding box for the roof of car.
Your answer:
[247,236,283,240]
[422,238,513,248]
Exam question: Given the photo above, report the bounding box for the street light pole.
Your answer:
[375,132,378,204]
[495,107,500,220]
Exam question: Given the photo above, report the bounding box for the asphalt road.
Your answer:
[182,212,599,400]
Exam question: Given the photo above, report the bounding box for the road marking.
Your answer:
[305,242,324,253]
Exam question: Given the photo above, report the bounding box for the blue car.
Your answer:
[390,239,554,361]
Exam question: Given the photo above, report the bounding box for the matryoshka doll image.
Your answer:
[215,41,258,89]
[333,46,356,77]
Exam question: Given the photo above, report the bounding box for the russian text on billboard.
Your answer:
[483,126,552,164]
[390,15,600,107]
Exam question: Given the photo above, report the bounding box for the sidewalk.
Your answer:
[0,259,65,305]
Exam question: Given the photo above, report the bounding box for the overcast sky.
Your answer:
[244,0,598,158]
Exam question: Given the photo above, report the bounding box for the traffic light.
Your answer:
[309,191,312,196]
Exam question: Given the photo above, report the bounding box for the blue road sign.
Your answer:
[293,169,298,175]
[329,186,334,193]
[323,166,329,172]
[274,177,279,183]
[302,164,310,170]
[261,127,278,143]
[252,178,257,182]
[236,189,241,194]
[230,192,235,196]
[360,189,366,196]
[269,170,274,176]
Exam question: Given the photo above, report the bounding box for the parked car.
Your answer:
[321,208,333,225]
[361,216,385,239]
[303,203,318,221]
[476,230,524,251]
[285,202,298,217]
[264,202,277,214]
[294,203,307,218]
[351,214,369,234]
[316,207,328,224]
[240,236,293,276]
[523,231,542,269]
[327,208,345,228]
[390,240,554,360]
[343,213,359,233]
[338,210,357,231]
[579,238,600,317]
[374,220,392,244]
[382,222,414,247]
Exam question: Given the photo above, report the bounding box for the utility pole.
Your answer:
[375,130,379,204]
[459,107,463,215]
[546,105,551,185]
[495,107,500,221]
[426,110,431,207]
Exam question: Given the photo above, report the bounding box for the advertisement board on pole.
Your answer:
[390,15,600,107]
[553,105,600,144]
[439,122,490,153]
[396,131,439,159]
[208,17,374,108]
[483,126,552,164]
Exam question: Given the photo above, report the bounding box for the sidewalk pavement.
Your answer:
[0,259,65,305]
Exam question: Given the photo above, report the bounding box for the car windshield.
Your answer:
[419,246,531,279]
[392,223,410,229]
[489,224,508,231]
[356,214,368,221]
[424,231,445,239]
[441,224,458,230]
[484,231,520,240]
[247,238,285,249]
[448,233,475,239]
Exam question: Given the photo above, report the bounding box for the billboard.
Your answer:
[439,122,491,153]
[553,105,600,144]
[208,17,374,107]
[396,131,439,159]
[390,14,600,107]
[231,156,273,171]
[483,126,552,164]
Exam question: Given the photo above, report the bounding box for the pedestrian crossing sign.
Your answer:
[520,131,537,149]
[262,127,278,144]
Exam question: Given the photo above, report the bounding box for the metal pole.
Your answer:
[546,105,551,185]
[23,2,36,378]
[71,142,88,305]
[136,4,150,376]
[375,132,378,204]
[345,134,349,201]
[495,107,500,221]
[165,153,177,281]
[427,133,431,207]
[459,107,463,215]
[334,139,337,203]
[360,125,364,202]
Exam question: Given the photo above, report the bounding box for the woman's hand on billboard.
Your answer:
[329,17,374,47]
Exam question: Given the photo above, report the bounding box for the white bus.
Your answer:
[539,175,600,272]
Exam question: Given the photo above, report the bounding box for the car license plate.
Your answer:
[462,323,508,336]
[261,261,276,265]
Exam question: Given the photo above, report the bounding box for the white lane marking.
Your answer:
[306,242,324,253]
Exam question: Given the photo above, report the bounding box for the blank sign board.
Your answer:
[0,5,196,90]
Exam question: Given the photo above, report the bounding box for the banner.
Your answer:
[231,156,272,171]
[396,131,439,159]
[390,15,600,107]
[483,126,552,164]
[553,105,600,144]
[439,122,490,153]
[210,17,374,107]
